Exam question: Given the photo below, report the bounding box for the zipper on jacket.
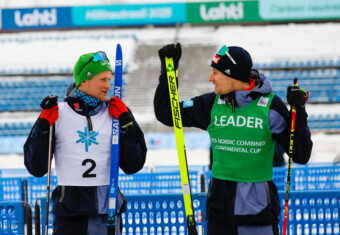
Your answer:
[86,115,93,131]
[232,98,235,113]
[265,182,271,204]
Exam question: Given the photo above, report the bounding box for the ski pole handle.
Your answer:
[40,95,58,109]
[35,199,41,235]
[282,78,298,235]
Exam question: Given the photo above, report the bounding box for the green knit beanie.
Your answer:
[73,52,113,87]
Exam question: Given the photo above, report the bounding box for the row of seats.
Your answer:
[0,78,124,111]
[0,165,339,234]
[264,69,340,79]
[0,58,337,76]
[0,33,136,44]
[0,78,73,88]
[0,67,339,110]
[1,191,340,235]
[1,69,339,89]
[0,69,338,90]
[1,165,339,202]
[254,59,340,70]
[0,88,337,111]
[0,67,73,76]
[1,113,339,137]
[0,65,129,76]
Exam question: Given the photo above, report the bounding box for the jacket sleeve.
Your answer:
[270,95,313,165]
[154,69,216,130]
[23,123,56,177]
[119,111,147,174]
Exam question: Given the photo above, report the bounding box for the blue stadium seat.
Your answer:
[0,201,25,235]
[278,190,340,235]
[0,178,23,201]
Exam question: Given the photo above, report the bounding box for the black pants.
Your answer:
[206,178,280,235]
[207,220,238,235]
[207,220,279,235]
[53,216,88,235]
[53,215,123,235]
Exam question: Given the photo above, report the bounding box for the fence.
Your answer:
[0,201,31,235]
[2,190,340,235]
[204,165,340,193]
[0,178,23,202]
[1,165,340,234]
[123,193,207,235]
[278,190,340,235]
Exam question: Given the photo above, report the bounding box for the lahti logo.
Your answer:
[200,2,244,21]
[14,8,57,27]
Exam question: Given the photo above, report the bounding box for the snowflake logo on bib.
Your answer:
[76,124,99,152]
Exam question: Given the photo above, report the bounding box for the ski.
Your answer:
[107,43,123,235]
[165,57,198,235]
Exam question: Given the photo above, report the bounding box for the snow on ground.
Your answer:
[1,22,340,168]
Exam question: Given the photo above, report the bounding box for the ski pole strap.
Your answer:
[35,199,41,235]
[165,57,198,235]
[187,214,198,235]
[107,212,117,235]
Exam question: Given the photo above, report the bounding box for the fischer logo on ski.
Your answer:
[165,57,198,235]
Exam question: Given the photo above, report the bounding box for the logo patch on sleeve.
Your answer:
[258,96,269,107]
[183,100,194,108]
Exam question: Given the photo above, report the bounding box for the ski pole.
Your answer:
[40,95,58,235]
[165,57,198,235]
[35,199,41,235]
[282,78,298,235]
[23,201,33,235]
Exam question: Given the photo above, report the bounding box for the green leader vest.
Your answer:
[207,94,275,182]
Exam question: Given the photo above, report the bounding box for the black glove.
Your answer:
[158,43,182,68]
[286,86,309,110]
[37,95,59,131]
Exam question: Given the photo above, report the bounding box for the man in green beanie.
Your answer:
[24,51,147,235]
[74,52,112,86]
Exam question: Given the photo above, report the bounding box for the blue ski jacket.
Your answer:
[24,86,147,218]
[154,68,313,230]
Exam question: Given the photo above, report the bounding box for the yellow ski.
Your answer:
[165,57,198,235]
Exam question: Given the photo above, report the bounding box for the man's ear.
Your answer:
[77,81,86,91]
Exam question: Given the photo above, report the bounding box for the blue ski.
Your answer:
[107,43,123,235]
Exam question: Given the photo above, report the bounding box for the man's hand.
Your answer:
[37,95,59,131]
[158,43,182,68]
[286,85,309,110]
[109,96,133,129]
